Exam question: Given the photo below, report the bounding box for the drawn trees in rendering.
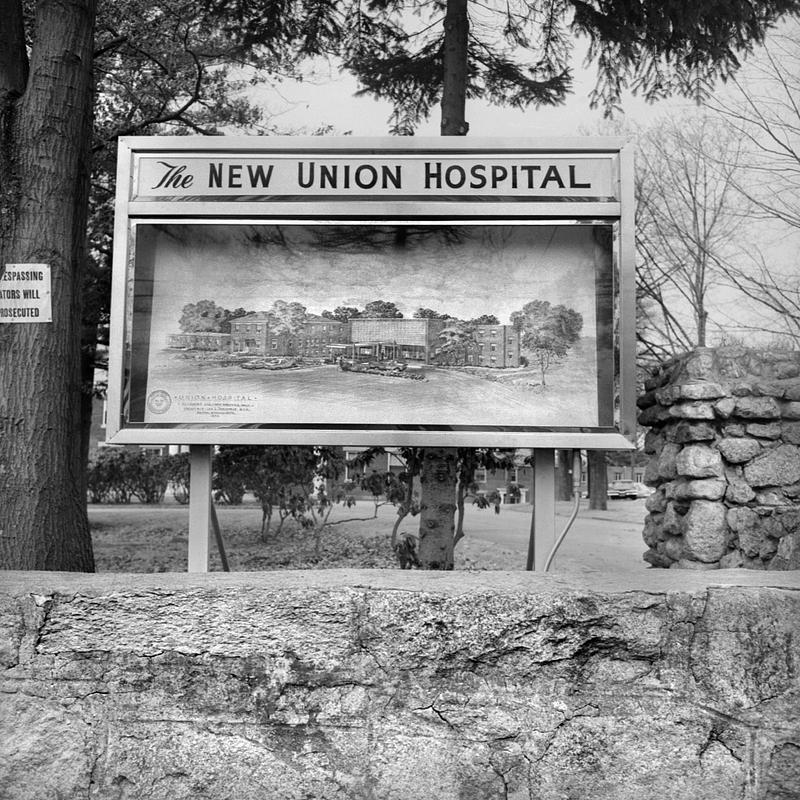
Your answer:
[179,300,230,332]
[179,300,251,333]
[362,300,404,318]
[510,300,583,386]
[268,300,308,336]
[436,322,479,365]
[322,306,361,323]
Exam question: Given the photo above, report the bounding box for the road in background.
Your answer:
[458,498,650,574]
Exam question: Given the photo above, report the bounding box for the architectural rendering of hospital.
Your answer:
[167,314,524,368]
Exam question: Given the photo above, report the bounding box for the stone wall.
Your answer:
[2,570,800,800]
[639,347,800,570]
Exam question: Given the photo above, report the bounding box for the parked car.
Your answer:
[607,479,640,499]
[608,480,653,499]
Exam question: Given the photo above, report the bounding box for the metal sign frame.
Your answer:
[107,136,636,451]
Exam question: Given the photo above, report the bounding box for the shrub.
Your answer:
[129,450,169,504]
[163,452,190,504]
[87,448,136,503]
[87,447,170,504]
[212,449,247,505]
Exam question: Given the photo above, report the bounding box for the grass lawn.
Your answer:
[89,502,525,573]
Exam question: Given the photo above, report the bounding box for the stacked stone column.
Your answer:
[639,347,800,569]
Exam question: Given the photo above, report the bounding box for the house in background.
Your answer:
[607,465,646,483]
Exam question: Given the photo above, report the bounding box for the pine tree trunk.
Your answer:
[587,450,608,511]
[0,0,96,570]
[440,0,469,136]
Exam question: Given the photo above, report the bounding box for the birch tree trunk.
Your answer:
[0,0,96,570]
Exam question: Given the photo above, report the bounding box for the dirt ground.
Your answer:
[89,498,650,574]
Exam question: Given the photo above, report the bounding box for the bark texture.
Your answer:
[439,0,469,136]
[588,450,608,510]
[0,0,95,570]
[1,569,799,800]
[418,447,458,568]
[556,449,574,500]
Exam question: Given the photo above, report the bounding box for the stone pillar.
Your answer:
[639,347,800,569]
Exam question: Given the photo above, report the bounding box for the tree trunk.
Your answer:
[697,308,708,347]
[587,450,608,511]
[555,449,573,501]
[0,0,96,570]
[440,0,469,136]
[415,0,471,568]
[260,503,272,541]
[417,448,457,569]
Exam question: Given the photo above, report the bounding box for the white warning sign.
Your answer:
[0,264,52,323]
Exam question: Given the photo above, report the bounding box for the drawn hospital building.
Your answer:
[168,314,523,368]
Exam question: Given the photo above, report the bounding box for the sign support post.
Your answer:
[188,445,212,572]
[527,449,556,571]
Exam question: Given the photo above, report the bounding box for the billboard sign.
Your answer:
[107,137,635,448]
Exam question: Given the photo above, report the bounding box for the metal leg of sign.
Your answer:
[188,445,212,572]
[526,449,556,571]
[209,502,230,572]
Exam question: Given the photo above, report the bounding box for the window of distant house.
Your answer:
[614,471,623,480]
[344,450,354,481]
[490,344,497,351]
[476,468,488,483]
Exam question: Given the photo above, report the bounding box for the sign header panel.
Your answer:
[133,154,617,202]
